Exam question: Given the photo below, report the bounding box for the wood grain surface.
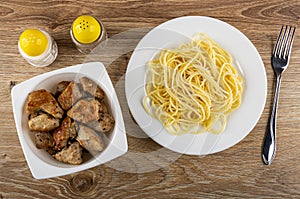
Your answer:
[1,0,300,198]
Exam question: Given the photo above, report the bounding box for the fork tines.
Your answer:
[273,25,296,60]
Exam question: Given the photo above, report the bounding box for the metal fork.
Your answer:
[262,25,296,165]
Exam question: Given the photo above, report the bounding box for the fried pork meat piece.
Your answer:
[79,77,105,100]
[55,81,70,97]
[76,125,106,155]
[35,132,55,150]
[53,117,77,150]
[67,99,115,133]
[54,142,83,165]
[98,101,108,114]
[26,89,64,119]
[58,81,83,110]
[67,99,101,123]
[89,113,115,133]
[28,113,60,132]
[92,101,114,132]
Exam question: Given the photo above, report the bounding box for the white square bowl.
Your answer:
[11,62,127,179]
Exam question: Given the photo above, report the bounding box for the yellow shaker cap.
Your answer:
[19,29,48,56]
[72,15,101,44]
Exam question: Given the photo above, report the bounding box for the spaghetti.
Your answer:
[143,33,243,135]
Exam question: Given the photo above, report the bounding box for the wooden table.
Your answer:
[1,0,300,198]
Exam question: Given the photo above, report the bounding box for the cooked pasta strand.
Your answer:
[143,33,243,135]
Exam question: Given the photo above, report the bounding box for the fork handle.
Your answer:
[262,74,282,165]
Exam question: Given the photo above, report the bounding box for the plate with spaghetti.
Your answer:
[125,16,267,155]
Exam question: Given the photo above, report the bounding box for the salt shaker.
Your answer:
[70,15,107,54]
[18,28,58,67]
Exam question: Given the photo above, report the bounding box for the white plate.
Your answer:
[125,16,267,155]
[12,62,127,179]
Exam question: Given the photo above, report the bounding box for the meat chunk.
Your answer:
[91,101,114,133]
[68,98,114,133]
[28,111,42,120]
[79,77,105,100]
[89,113,115,133]
[54,142,83,165]
[34,132,57,155]
[67,99,101,123]
[98,101,108,114]
[35,132,55,150]
[76,125,106,155]
[53,117,77,150]
[26,89,63,119]
[55,81,70,97]
[58,81,83,110]
[28,113,60,132]
[99,113,114,132]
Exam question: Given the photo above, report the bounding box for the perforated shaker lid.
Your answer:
[72,15,101,44]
